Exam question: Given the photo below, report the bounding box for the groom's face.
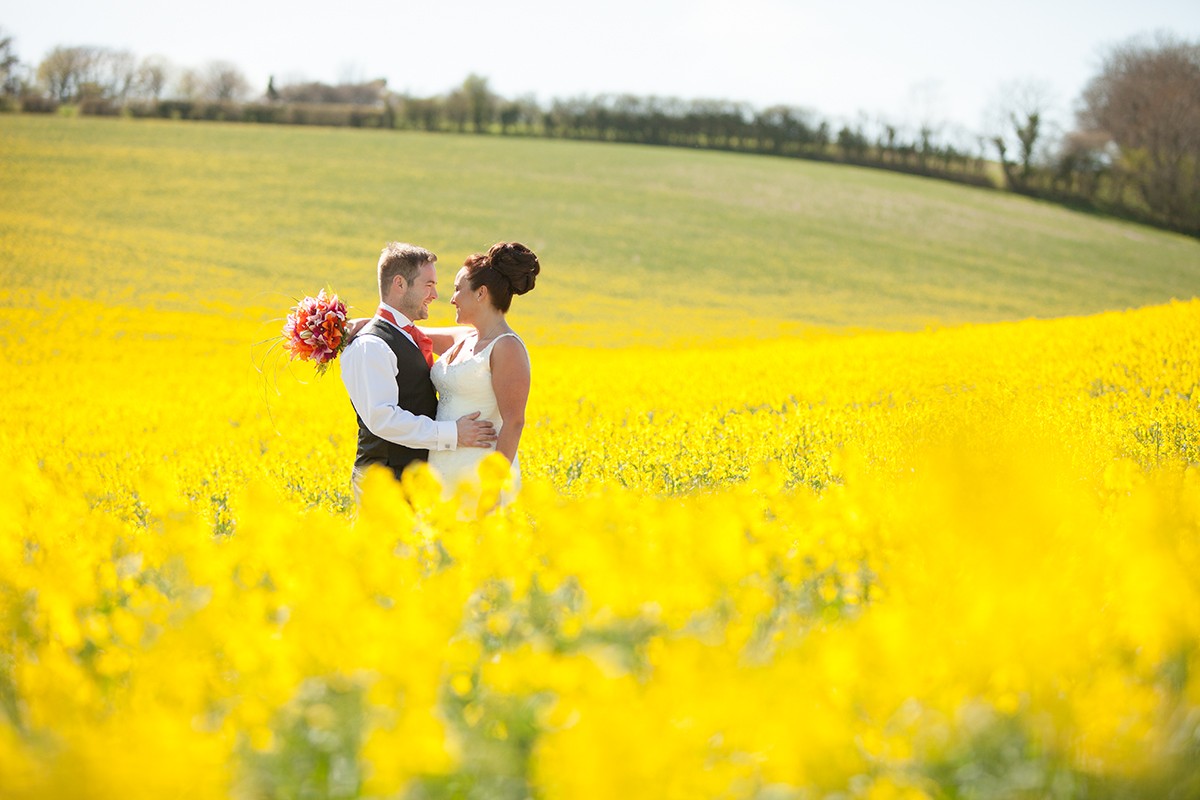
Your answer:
[397,262,438,321]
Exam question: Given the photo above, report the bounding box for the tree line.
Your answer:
[1,29,1196,236]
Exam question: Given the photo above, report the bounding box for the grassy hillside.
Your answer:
[2,114,1197,344]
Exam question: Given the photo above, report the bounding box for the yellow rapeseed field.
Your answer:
[3,112,1199,800]
[2,285,1198,798]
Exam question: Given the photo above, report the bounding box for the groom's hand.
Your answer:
[456,411,497,448]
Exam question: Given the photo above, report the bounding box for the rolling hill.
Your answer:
[2,114,1196,344]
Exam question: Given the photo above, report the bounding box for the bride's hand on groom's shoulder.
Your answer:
[345,317,371,343]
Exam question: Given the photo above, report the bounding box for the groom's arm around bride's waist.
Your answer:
[340,333,457,451]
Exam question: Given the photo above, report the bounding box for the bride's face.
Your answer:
[450,267,483,325]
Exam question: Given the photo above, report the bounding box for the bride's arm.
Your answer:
[490,337,531,464]
[346,319,470,357]
[419,325,473,356]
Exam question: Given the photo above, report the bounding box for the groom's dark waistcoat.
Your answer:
[353,319,438,481]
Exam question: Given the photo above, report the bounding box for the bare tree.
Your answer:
[99,49,137,102]
[134,55,171,100]
[37,45,103,102]
[1078,32,1200,229]
[173,67,205,101]
[987,79,1058,191]
[204,60,250,102]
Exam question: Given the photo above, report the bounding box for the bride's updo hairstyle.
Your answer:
[465,241,540,313]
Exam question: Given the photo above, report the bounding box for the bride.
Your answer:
[425,242,539,498]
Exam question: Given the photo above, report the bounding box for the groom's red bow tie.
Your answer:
[377,307,434,367]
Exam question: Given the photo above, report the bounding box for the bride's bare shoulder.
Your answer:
[490,332,530,366]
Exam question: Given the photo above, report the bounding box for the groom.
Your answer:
[341,241,496,499]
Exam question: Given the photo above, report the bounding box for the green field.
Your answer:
[2,114,1197,344]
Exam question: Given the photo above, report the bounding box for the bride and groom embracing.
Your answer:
[340,240,540,503]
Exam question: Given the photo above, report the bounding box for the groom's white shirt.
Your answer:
[340,301,457,452]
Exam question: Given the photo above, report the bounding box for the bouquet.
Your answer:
[281,290,350,375]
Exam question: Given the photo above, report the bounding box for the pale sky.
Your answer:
[4,0,1198,138]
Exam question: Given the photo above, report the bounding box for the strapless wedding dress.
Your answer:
[428,333,522,499]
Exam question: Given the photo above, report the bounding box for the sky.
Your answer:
[4,0,1198,138]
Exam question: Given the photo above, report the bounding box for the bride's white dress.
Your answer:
[428,332,522,498]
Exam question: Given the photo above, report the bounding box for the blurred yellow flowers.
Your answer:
[1,294,1197,798]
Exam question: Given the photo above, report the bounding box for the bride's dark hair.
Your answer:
[465,241,540,313]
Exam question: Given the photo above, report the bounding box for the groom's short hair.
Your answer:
[378,242,437,297]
